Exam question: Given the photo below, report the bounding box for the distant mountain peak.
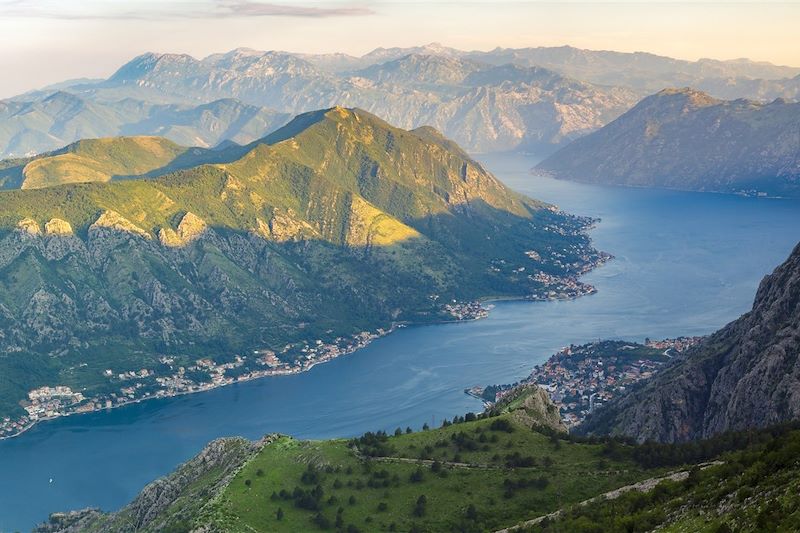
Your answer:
[108,52,197,82]
[654,87,718,103]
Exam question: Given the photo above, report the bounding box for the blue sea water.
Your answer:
[1,153,799,531]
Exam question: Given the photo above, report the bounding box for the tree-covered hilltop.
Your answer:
[0,107,604,425]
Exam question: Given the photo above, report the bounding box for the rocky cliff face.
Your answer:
[537,88,800,197]
[497,384,567,434]
[37,436,272,533]
[580,242,800,443]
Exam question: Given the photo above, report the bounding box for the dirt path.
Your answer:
[494,461,723,532]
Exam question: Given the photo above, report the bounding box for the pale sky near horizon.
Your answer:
[0,0,798,98]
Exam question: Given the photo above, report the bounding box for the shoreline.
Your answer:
[533,170,798,201]
[0,324,401,443]
[0,284,599,444]
[0,223,610,443]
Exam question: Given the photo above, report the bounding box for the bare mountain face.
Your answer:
[304,43,800,101]
[537,88,800,197]
[579,242,800,443]
[697,74,800,102]
[458,45,800,96]
[5,44,797,159]
[35,49,636,154]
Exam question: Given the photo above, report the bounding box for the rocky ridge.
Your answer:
[579,241,800,443]
[37,435,276,533]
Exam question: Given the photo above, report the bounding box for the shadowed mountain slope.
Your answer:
[537,88,800,197]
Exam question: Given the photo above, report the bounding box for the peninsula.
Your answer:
[0,108,607,440]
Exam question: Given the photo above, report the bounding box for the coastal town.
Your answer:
[487,214,613,303]
[469,336,704,428]
[0,300,496,441]
[0,240,609,442]
[0,328,393,440]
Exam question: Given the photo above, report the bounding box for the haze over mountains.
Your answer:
[4,43,799,159]
[0,92,289,161]
[4,33,800,532]
[538,88,800,196]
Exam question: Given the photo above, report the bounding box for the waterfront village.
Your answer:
[0,300,490,440]
[0,241,609,440]
[469,336,704,428]
[0,329,387,439]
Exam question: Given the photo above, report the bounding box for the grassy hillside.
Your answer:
[0,136,198,190]
[40,388,668,533]
[0,107,603,425]
[20,136,190,189]
[528,423,800,532]
[38,398,800,533]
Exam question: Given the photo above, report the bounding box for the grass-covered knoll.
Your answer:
[44,389,800,533]
[22,136,190,188]
[0,108,603,422]
[0,136,194,190]
[216,423,648,533]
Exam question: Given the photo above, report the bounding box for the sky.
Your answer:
[0,0,798,98]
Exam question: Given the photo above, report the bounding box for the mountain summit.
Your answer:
[0,108,604,430]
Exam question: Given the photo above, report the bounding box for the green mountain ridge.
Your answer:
[0,107,603,429]
[3,136,193,190]
[34,386,665,532]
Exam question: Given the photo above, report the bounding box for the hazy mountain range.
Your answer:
[4,44,799,159]
[0,91,289,159]
[538,88,800,197]
[301,42,800,93]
